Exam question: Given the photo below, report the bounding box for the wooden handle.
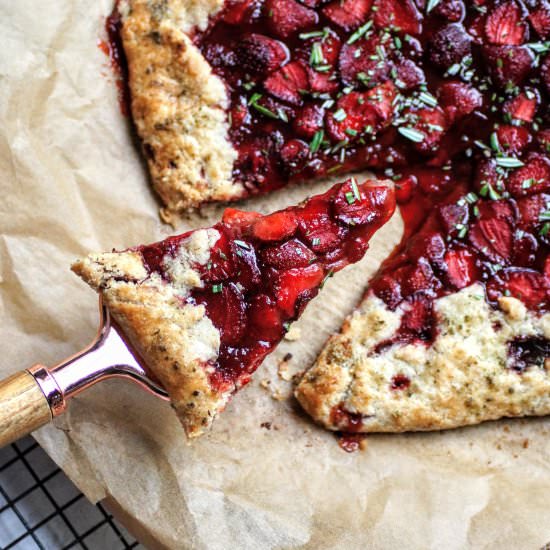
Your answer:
[0,371,52,447]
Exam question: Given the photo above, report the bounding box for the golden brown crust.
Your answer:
[120,0,243,212]
[71,233,233,438]
[296,286,550,432]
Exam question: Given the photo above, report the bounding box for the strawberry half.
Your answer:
[431,0,466,22]
[261,238,317,269]
[325,82,396,142]
[487,268,549,311]
[496,125,531,153]
[393,58,425,90]
[483,45,535,89]
[338,36,391,88]
[221,0,260,24]
[372,0,422,35]
[469,215,514,264]
[322,0,373,31]
[437,81,483,124]
[508,153,550,197]
[529,1,550,39]
[293,104,324,138]
[444,248,478,289]
[428,23,472,70]
[253,210,299,241]
[237,34,289,75]
[274,264,325,316]
[265,0,318,38]
[485,1,527,45]
[264,61,309,105]
[405,107,448,154]
[503,92,539,123]
[517,193,550,230]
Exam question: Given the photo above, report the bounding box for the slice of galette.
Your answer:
[72,178,395,437]
[114,0,434,211]
[296,190,550,433]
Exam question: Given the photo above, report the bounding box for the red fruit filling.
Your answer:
[136,179,395,392]
[109,0,549,383]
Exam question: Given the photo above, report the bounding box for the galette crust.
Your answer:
[296,285,550,432]
[71,232,234,438]
[119,0,242,212]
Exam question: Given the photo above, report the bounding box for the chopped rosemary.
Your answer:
[495,156,524,168]
[398,126,424,143]
[310,129,325,153]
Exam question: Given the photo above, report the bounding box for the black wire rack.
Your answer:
[0,436,143,550]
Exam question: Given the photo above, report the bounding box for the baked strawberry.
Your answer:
[483,45,535,89]
[298,200,343,252]
[332,177,391,225]
[297,28,342,66]
[467,13,487,45]
[274,264,325,316]
[486,268,549,310]
[335,82,396,141]
[508,153,550,197]
[339,36,391,88]
[529,1,550,39]
[438,201,469,237]
[372,0,422,35]
[306,66,340,94]
[395,174,418,203]
[431,0,465,22]
[469,214,514,264]
[472,159,503,196]
[405,107,448,154]
[322,0,373,31]
[503,91,539,123]
[265,0,318,38]
[253,210,299,241]
[496,125,531,153]
[485,1,527,45]
[293,104,324,138]
[537,129,550,154]
[517,193,550,229]
[261,238,317,269]
[237,34,289,75]
[393,58,425,90]
[279,139,310,174]
[195,283,247,345]
[247,294,283,342]
[444,247,478,289]
[406,230,446,263]
[428,23,472,71]
[437,81,483,124]
[399,294,435,341]
[221,0,261,24]
[264,61,309,105]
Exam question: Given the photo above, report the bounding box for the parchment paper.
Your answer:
[1,2,549,549]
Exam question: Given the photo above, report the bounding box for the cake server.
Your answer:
[0,299,168,447]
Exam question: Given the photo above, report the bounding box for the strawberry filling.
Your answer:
[109,0,549,405]
[192,0,549,348]
[136,179,395,392]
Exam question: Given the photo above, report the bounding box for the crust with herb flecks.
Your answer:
[72,229,231,438]
[118,0,242,212]
[296,285,550,432]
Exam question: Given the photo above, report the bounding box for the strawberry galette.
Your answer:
[73,178,395,436]
[106,0,549,437]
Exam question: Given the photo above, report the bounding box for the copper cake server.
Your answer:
[0,299,168,447]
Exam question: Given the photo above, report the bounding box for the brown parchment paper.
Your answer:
[1,2,550,548]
